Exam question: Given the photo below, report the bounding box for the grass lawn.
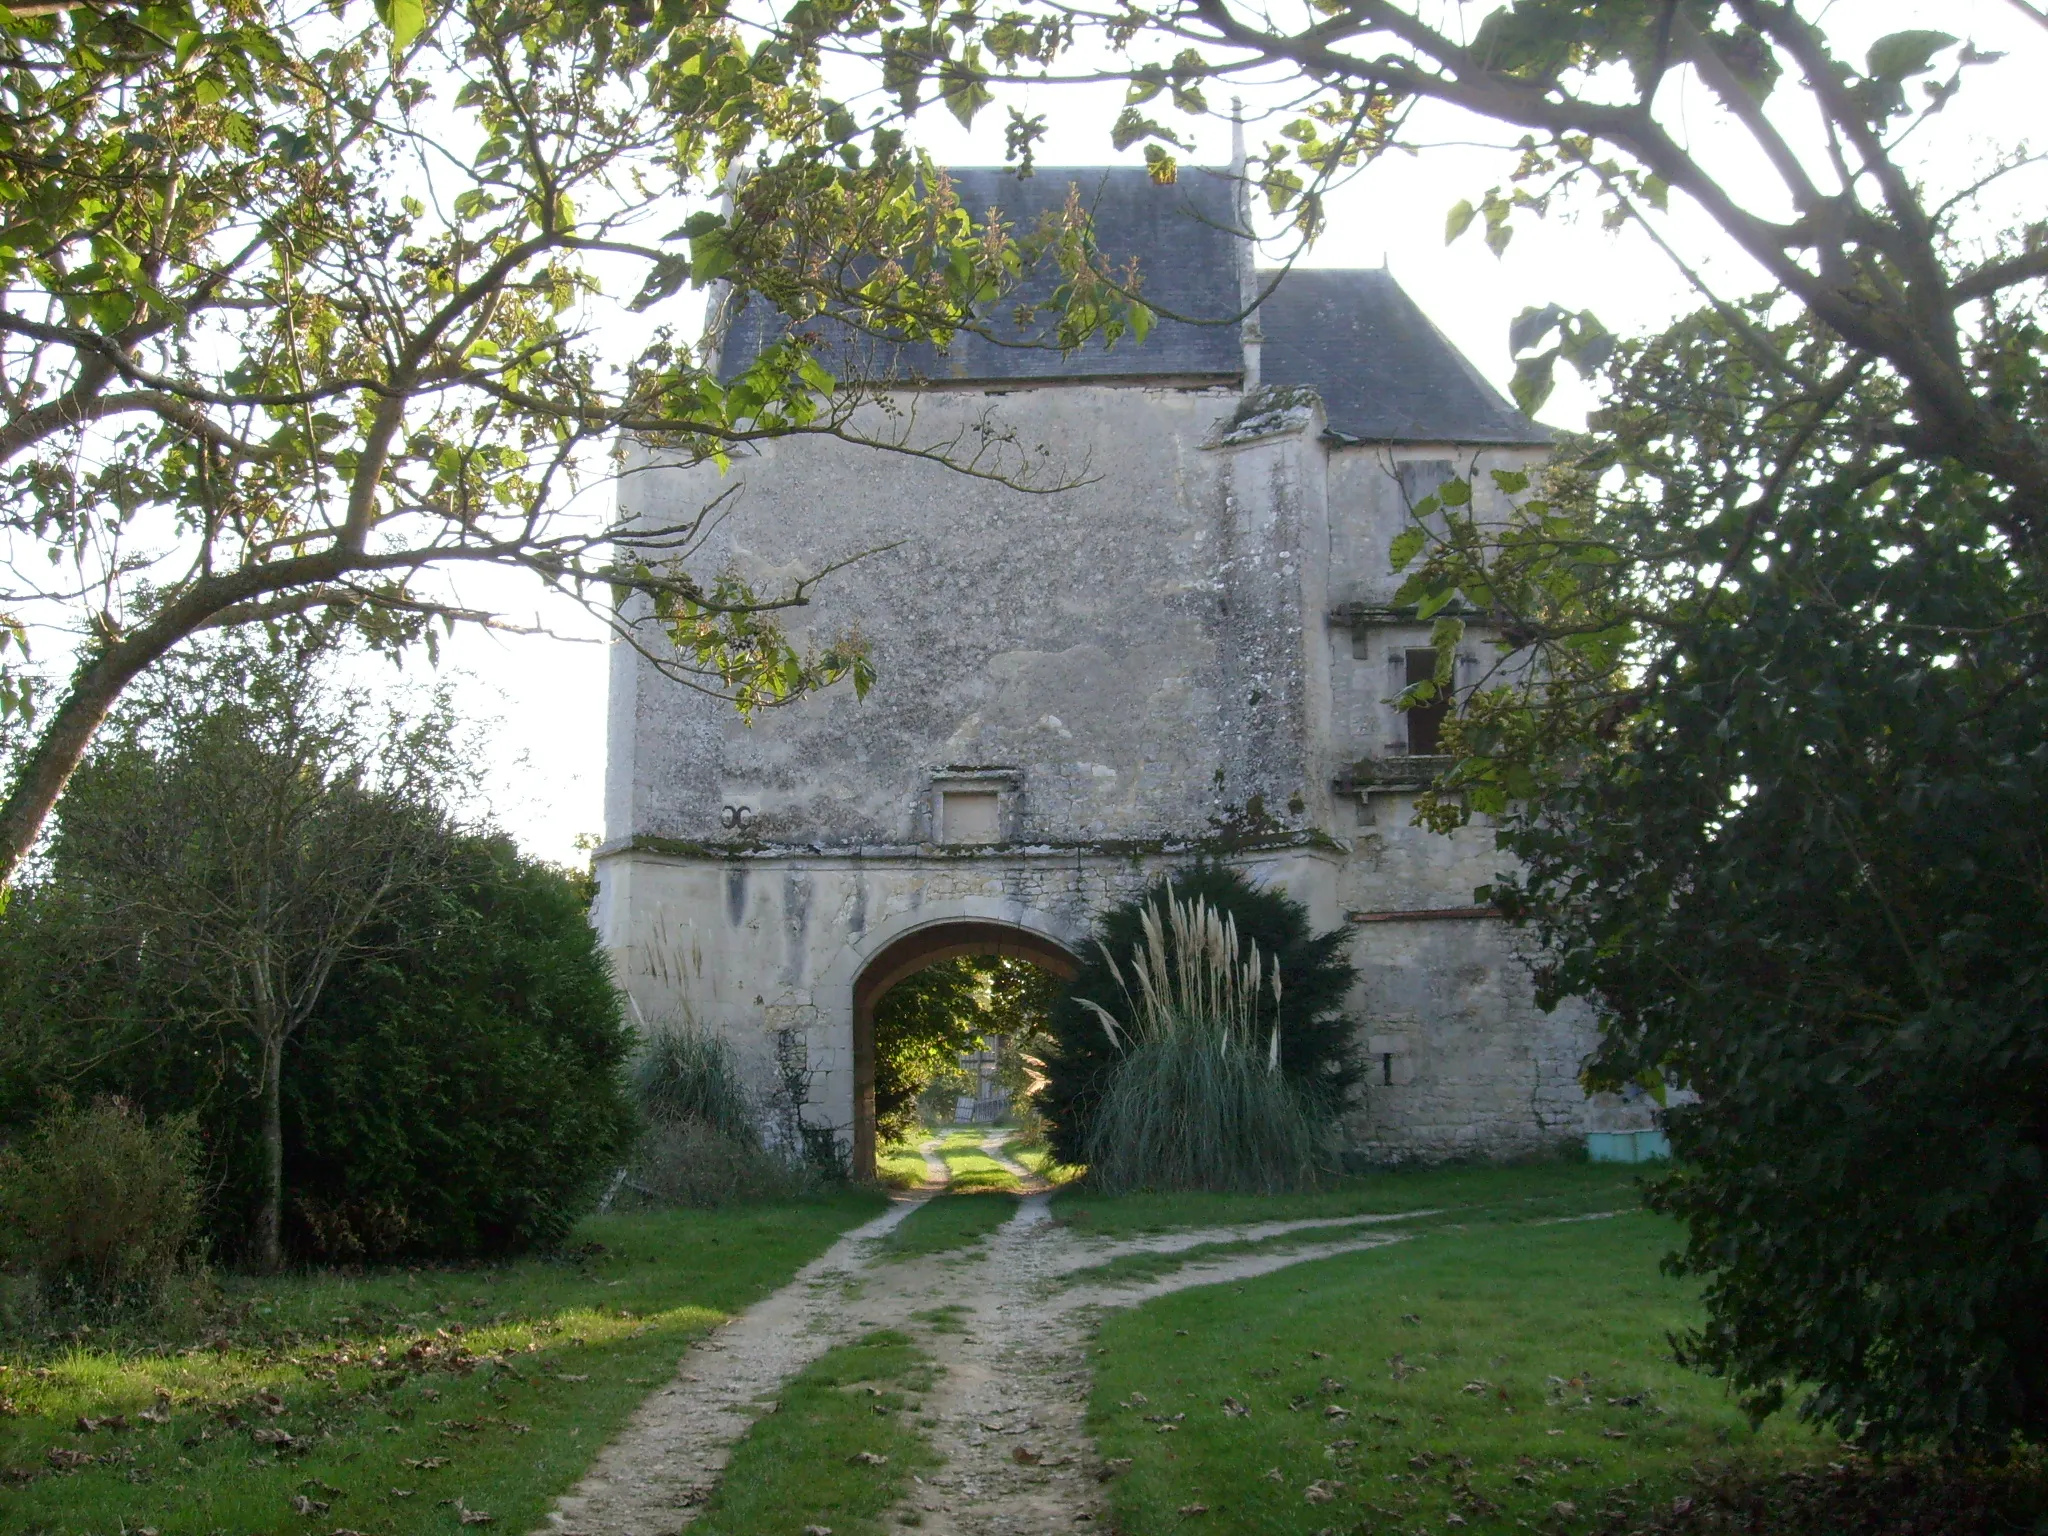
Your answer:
[877,1141,934,1189]
[688,1329,937,1536]
[0,1192,886,1536]
[1052,1157,1640,1238]
[1088,1206,1834,1535]
[930,1129,1020,1193]
[881,1193,1018,1260]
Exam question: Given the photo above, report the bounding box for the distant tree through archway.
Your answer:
[850,922,1079,1179]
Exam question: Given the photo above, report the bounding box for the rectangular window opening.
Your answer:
[1404,648,1449,756]
[940,790,1001,845]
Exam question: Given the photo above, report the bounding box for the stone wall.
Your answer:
[598,381,1628,1166]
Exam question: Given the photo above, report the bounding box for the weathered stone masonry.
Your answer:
[594,166,1645,1175]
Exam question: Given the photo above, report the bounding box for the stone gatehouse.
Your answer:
[594,165,1629,1177]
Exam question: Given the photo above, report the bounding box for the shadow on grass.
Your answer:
[0,1193,887,1536]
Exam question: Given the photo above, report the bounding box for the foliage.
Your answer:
[625,1121,818,1209]
[0,1196,888,1534]
[0,0,1158,885]
[36,640,463,1268]
[1039,865,1359,1169]
[281,832,637,1260]
[0,1099,202,1311]
[624,1019,819,1207]
[0,812,636,1264]
[634,1017,757,1143]
[872,956,1061,1142]
[1383,288,2048,1452]
[1072,892,1323,1194]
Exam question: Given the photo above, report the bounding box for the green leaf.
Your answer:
[1388,527,1427,571]
[1438,477,1471,508]
[1509,303,1565,358]
[1444,199,1476,244]
[1865,30,1955,82]
[373,0,428,51]
[1510,353,1557,417]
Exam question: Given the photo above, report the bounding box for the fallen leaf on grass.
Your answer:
[1309,1350,1329,1360]
[1323,1406,1351,1420]
[557,1374,590,1383]
[848,1451,889,1466]
[290,1495,330,1516]
[1461,1380,1493,1395]
[1446,1515,1468,1527]
[1177,1504,1207,1515]
[138,1395,173,1425]
[1263,1468,1283,1483]
[1552,1500,1578,1518]
[1095,1459,1132,1483]
[402,1457,450,1470]
[1154,1423,1178,1434]
[256,1392,288,1417]
[389,1489,415,1499]
[1602,1429,1628,1440]
[1221,1397,1249,1417]
[330,1529,368,1536]
[802,1526,833,1535]
[1012,1447,1041,1465]
[252,1427,296,1447]
[1303,1479,1344,1505]
[46,1448,94,1469]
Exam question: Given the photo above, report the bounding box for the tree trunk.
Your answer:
[255,1028,285,1273]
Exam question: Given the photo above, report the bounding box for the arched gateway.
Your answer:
[850,920,1080,1177]
[594,165,1645,1168]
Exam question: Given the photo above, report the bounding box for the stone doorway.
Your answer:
[850,921,1080,1178]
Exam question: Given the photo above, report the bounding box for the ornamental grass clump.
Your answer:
[1077,895,1325,1194]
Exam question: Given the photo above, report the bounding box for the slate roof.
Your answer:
[716,166,1246,385]
[1254,267,1550,446]
[714,165,1549,446]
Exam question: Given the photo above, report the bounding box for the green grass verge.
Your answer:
[881,1193,1019,1260]
[0,1193,887,1536]
[877,1141,934,1189]
[932,1130,1020,1194]
[688,1329,937,1536]
[1089,1209,1832,1534]
[1051,1157,1639,1237]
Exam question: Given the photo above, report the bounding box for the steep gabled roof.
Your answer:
[1255,268,1550,446]
[716,166,1246,385]
[714,167,1551,447]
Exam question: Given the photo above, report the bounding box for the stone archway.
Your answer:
[850,921,1081,1179]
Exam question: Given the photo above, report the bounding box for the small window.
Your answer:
[1404,648,1448,756]
[940,790,1001,845]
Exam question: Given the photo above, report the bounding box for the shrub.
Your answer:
[280,834,637,1260]
[0,1099,201,1309]
[1040,864,1360,1167]
[624,1121,814,1208]
[1074,893,1326,1193]
[635,1016,756,1140]
[623,1020,822,1207]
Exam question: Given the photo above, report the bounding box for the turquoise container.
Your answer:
[1586,1129,1671,1163]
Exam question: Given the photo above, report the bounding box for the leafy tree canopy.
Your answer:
[0,0,1156,882]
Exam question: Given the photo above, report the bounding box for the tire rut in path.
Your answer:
[538,1135,1407,1536]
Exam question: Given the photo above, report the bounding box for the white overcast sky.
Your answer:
[383,2,2041,865]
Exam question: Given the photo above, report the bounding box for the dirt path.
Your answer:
[537,1135,1406,1536]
